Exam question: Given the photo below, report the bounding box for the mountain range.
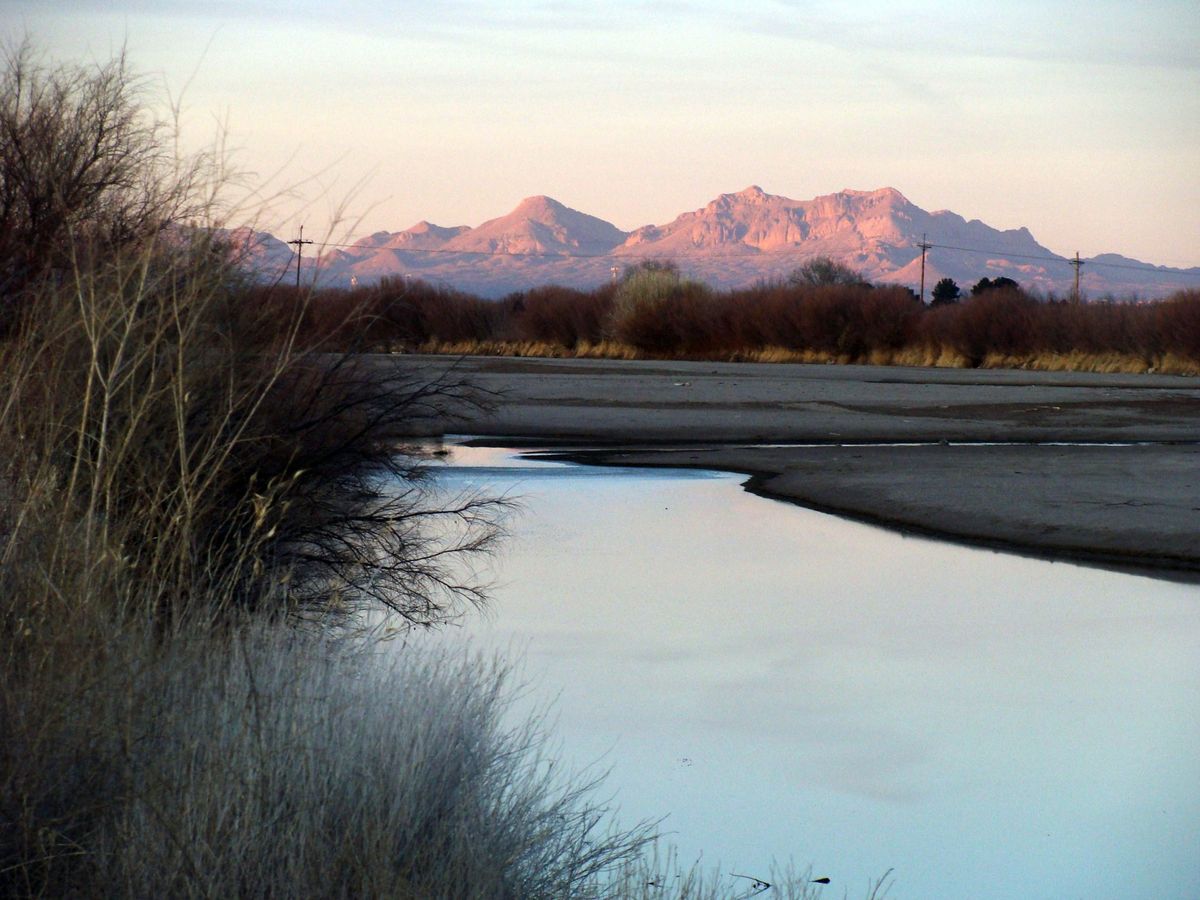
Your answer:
[237,187,1198,300]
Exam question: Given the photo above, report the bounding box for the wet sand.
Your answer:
[382,355,1200,579]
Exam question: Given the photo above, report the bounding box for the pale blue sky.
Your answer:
[7,1,1198,264]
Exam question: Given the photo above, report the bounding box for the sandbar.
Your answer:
[380,355,1200,580]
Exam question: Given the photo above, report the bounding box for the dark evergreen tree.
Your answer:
[930,277,961,306]
[972,276,1020,296]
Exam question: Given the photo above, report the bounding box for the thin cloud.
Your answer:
[743,0,1199,72]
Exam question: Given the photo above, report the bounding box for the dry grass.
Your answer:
[413,338,644,360]
[977,351,1200,376]
[734,346,828,364]
[409,338,1200,377]
[2,612,664,898]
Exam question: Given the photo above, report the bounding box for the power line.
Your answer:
[905,242,1197,278]
[1065,258,1199,275]
[922,242,1066,264]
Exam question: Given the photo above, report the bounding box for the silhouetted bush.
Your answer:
[1038,300,1150,359]
[372,277,502,346]
[795,285,865,355]
[255,277,509,350]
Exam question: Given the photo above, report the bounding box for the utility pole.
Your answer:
[917,233,933,304]
[287,225,313,289]
[1069,252,1085,304]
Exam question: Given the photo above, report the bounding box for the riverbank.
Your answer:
[380,354,1200,579]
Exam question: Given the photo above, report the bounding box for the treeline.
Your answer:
[266,263,1200,372]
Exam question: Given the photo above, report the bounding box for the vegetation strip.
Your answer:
[269,258,1200,375]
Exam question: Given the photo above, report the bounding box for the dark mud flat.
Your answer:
[382,354,1200,579]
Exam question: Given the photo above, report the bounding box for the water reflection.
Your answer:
[423,444,1200,900]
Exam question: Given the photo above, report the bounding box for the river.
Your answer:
[421,442,1200,899]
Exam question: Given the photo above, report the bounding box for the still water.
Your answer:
[424,443,1200,899]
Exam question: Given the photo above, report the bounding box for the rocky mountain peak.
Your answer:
[442,194,628,255]
[513,195,566,218]
[734,184,768,200]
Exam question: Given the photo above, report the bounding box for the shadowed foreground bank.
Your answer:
[387,355,1200,578]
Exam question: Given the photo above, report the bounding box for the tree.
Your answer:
[930,277,961,306]
[971,275,1019,296]
[621,258,679,281]
[788,256,869,287]
[0,40,213,324]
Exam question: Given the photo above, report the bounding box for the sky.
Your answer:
[6,1,1199,266]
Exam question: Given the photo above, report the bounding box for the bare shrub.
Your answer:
[0,39,217,329]
[932,287,1038,367]
[858,285,923,352]
[1,237,503,627]
[375,277,505,346]
[1155,289,1200,361]
[0,37,509,625]
[609,264,717,354]
[515,283,613,347]
[788,256,869,287]
[795,284,877,357]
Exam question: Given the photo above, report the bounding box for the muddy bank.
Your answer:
[381,355,1200,579]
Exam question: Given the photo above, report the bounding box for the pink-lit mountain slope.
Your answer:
[247,188,1198,299]
[442,195,627,256]
[614,186,1057,286]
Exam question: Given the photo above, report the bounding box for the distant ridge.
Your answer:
[243,188,1198,299]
